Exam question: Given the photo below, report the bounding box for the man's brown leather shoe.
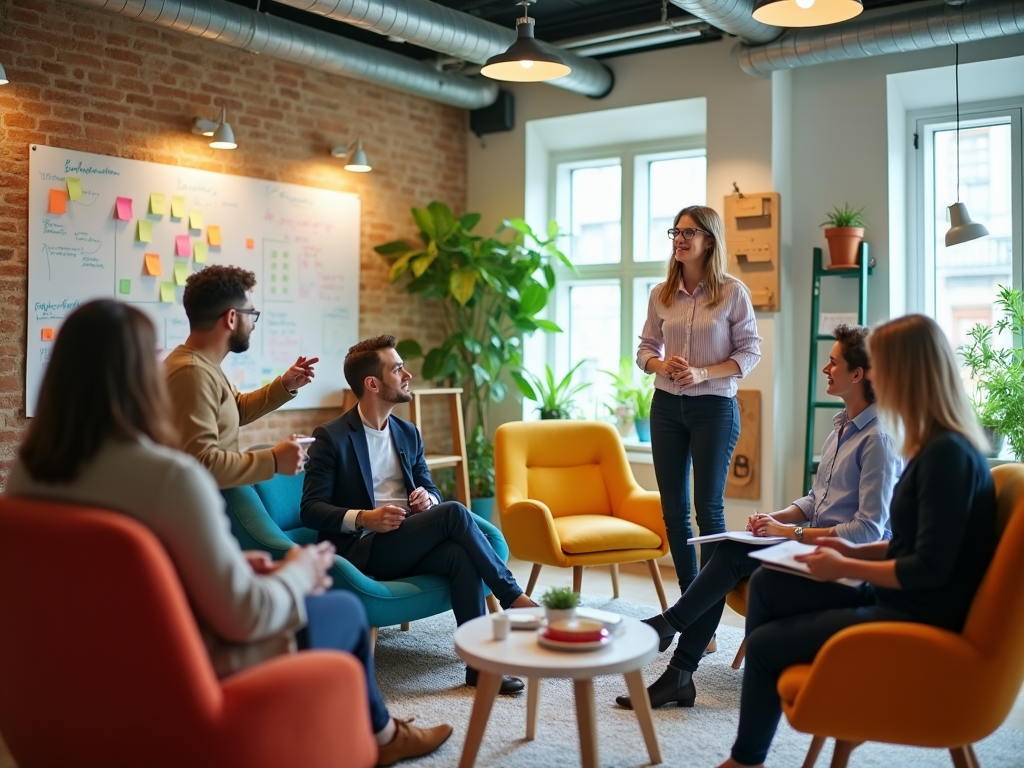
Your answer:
[376,717,453,767]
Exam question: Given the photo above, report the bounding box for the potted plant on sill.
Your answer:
[631,371,655,442]
[821,203,866,269]
[959,284,1024,461]
[601,358,638,437]
[539,585,580,624]
[515,360,591,420]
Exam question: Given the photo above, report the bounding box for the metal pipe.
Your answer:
[567,28,705,58]
[668,0,781,44]
[555,17,704,49]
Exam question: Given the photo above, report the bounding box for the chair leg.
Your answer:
[400,622,410,631]
[829,740,860,768]
[370,626,378,654]
[967,745,980,768]
[731,636,747,669]
[526,563,542,597]
[573,566,583,595]
[803,735,826,768]
[951,745,980,768]
[486,594,500,614]
[610,564,620,599]
[646,559,669,611]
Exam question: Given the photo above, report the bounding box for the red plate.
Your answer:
[544,618,609,644]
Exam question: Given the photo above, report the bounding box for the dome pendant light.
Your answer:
[752,0,863,27]
[481,0,571,83]
[208,108,237,150]
[945,44,988,248]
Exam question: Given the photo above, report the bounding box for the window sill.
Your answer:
[620,434,653,464]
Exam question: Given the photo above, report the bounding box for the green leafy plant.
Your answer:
[959,284,1024,459]
[820,203,867,229]
[600,358,637,414]
[538,586,580,610]
[466,424,495,499]
[630,369,655,421]
[514,360,591,420]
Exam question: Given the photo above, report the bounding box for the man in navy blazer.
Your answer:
[301,335,537,695]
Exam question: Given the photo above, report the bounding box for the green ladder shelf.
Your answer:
[803,243,871,493]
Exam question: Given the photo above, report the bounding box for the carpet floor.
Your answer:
[373,595,1024,768]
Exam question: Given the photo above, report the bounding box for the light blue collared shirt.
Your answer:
[792,404,901,544]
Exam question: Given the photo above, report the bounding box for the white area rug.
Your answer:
[373,595,1024,768]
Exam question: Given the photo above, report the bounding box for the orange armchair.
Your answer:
[495,420,670,609]
[777,463,1024,768]
[0,498,377,768]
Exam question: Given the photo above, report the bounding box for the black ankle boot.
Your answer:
[642,614,677,653]
[615,664,696,710]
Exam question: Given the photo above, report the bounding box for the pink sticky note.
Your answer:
[175,235,192,258]
[115,197,133,221]
[49,189,67,215]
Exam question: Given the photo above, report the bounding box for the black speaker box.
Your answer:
[470,90,514,137]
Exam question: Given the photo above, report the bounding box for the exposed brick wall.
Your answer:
[0,0,465,486]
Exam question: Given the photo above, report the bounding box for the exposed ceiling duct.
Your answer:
[668,0,782,44]
[274,0,614,98]
[65,0,499,110]
[737,0,1024,75]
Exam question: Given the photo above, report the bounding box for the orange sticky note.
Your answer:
[41,328,54,341]
[207,225,222,246]
[246,238,255,250]
[144,253,162,276]
[49,189,67,215]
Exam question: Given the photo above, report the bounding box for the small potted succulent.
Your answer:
[538,585,580,624]
[821,203,866,269]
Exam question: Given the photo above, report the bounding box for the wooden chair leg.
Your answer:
[829,740,860,768]
[731,636,747,669]
[573,565,583,595]
[802,735,826,768]
[526,563,542,597]
[369,626,378,654]
[950,745,979,768]
[966,745,980,768]
[646,559,669,611]
[610,563,620,599]
[400,622,410,631]
[486,594,500,614]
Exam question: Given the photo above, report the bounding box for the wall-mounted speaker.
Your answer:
[470,90,514,137]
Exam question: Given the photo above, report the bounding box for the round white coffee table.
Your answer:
[453,607,661,768]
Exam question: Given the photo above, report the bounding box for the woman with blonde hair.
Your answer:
[635,205,761,701]
[714,314,996,768]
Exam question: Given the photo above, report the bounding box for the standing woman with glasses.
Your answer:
[637,205,761,604]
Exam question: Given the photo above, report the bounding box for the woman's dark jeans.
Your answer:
[650,390,740,594]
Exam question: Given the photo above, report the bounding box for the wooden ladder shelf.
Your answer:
[408,388,471,506]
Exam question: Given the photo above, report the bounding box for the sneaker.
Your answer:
[376,717,453,767]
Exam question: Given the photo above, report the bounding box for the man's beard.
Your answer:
[380,381,412,404]
[228,324,251,354]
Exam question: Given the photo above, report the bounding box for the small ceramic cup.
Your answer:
[492,613,511,641]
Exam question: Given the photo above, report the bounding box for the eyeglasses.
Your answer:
[667,227,712,241]
[233,308,260,323]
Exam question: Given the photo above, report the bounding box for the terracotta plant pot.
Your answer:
[823,227,865,268]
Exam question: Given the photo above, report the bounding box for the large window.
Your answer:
[543,143,707,420]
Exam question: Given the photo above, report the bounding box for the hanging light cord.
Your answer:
[955,42,960,202]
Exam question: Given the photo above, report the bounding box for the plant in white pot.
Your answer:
[601,358,638,437]
[539,585,580,624]
[821,203,866,269]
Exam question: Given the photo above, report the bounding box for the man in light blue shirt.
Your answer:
[616,324,902,711]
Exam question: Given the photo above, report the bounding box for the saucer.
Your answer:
[537,629,613,652]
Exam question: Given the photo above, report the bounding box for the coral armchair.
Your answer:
[0,498,377,768]
[495,420,670,610]
[777,463,1024,768]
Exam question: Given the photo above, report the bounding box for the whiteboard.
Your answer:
[27,144,359,416]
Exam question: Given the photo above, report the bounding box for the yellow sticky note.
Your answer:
[189,210,203,230]
[144,253,162,276]
[194,241,208,263]
[137,220,153,243]
[66,177,82,202]
[207,225,222,246]
[49,188,67,215]
[174,261,190,286]
[171,195,185,218]
[150,193,165,216]
[160,282,176,303]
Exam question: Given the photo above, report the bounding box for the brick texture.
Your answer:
[0,0,466,487]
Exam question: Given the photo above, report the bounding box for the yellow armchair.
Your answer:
[495,420,669,609]
[778,463,1024,768]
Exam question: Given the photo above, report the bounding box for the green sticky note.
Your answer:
[150,193,165,216]
[189,209,203,230]
[137,220,153,243]
[193,241,208,263]
[66,176,82,201]
[119,278,131,295]
[174,262,189,286]
[171,195,185,218]
[160,282,175,303]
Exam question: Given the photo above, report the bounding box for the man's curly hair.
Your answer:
[182,265,257,331]
[833,323,875,404]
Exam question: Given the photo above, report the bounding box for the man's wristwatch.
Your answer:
[794,526,805,542]
[354,510,365,534]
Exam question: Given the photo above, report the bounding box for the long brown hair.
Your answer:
[868,314,987,458]
[20,300,178,483]
[658,205,731,307]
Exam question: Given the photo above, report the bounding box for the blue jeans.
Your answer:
[297,591,391,733]
[650,390,740,593]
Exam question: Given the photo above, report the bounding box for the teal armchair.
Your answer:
[221,474,508,636]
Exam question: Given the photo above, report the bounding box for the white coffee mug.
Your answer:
[492,613,511,641]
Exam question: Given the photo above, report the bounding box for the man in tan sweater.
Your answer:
[165,265,318,489]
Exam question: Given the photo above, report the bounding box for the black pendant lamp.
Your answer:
[945,44,989,247]
[752,0,863,27]
[481,0,571,83]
